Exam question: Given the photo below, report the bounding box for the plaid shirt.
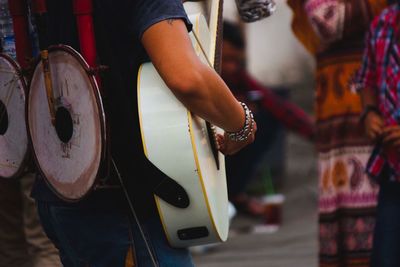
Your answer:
[355,4,400,181]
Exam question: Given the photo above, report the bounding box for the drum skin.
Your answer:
[28,45,106,201]
[0,54,29,179]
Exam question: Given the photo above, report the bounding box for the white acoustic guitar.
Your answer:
[137,0,228,248]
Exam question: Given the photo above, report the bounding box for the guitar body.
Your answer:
[137,1,227,248]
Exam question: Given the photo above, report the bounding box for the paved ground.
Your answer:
[192,132,318,267]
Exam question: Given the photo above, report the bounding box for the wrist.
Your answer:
[229,101,247,133]
[226,102,255,142]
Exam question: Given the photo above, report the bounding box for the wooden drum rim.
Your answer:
[27,44,107,201]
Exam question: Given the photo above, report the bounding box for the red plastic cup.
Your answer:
[262,194,285,226]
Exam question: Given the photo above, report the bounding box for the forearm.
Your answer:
[142,19,245,133]
[173,63,245,132]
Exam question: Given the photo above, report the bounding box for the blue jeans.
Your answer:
[371,180,400,267]
[36,200,194,267]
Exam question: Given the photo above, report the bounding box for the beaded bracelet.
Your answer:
[226,102,255,142]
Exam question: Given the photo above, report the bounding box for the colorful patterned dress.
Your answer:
[288,1,390,266]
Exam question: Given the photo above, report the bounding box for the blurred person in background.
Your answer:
[222,21,315,217]
[356,3,400,266]
[288,0,391,266]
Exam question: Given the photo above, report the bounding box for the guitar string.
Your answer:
[111,158,159,267]
[190,0,221,70]
[191,29,214,69]
[190,21,222,145]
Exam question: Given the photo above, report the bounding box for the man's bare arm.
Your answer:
[141,19,255,154]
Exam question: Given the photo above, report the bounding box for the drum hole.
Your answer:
[0,100,8,135]
[55,107,73,143]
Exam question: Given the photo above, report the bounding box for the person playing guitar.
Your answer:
[29,0,256,266]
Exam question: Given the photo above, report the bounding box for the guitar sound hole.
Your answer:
[0,100,8,135]
[55,106,73,143]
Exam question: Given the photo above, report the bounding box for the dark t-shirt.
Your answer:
[31,0,192,218]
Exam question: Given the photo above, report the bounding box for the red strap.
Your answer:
[8,0,32,69]
[73,0,92,15]
[31,0,47,14]
[73,0,97,69]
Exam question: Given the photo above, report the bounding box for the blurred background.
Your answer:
[0,1,318,266]
[190,1,318,266]
[0,0,391,266]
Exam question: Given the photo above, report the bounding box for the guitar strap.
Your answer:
[111,158,159,267]
[148,160,190,208]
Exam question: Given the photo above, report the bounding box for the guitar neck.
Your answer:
[213,0,223,74]
[209,0,224,74]
[207,0,223,73]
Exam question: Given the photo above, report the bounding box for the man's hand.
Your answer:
[216,121,257,155]
[364,111,384,141]
[382,125,400,149]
